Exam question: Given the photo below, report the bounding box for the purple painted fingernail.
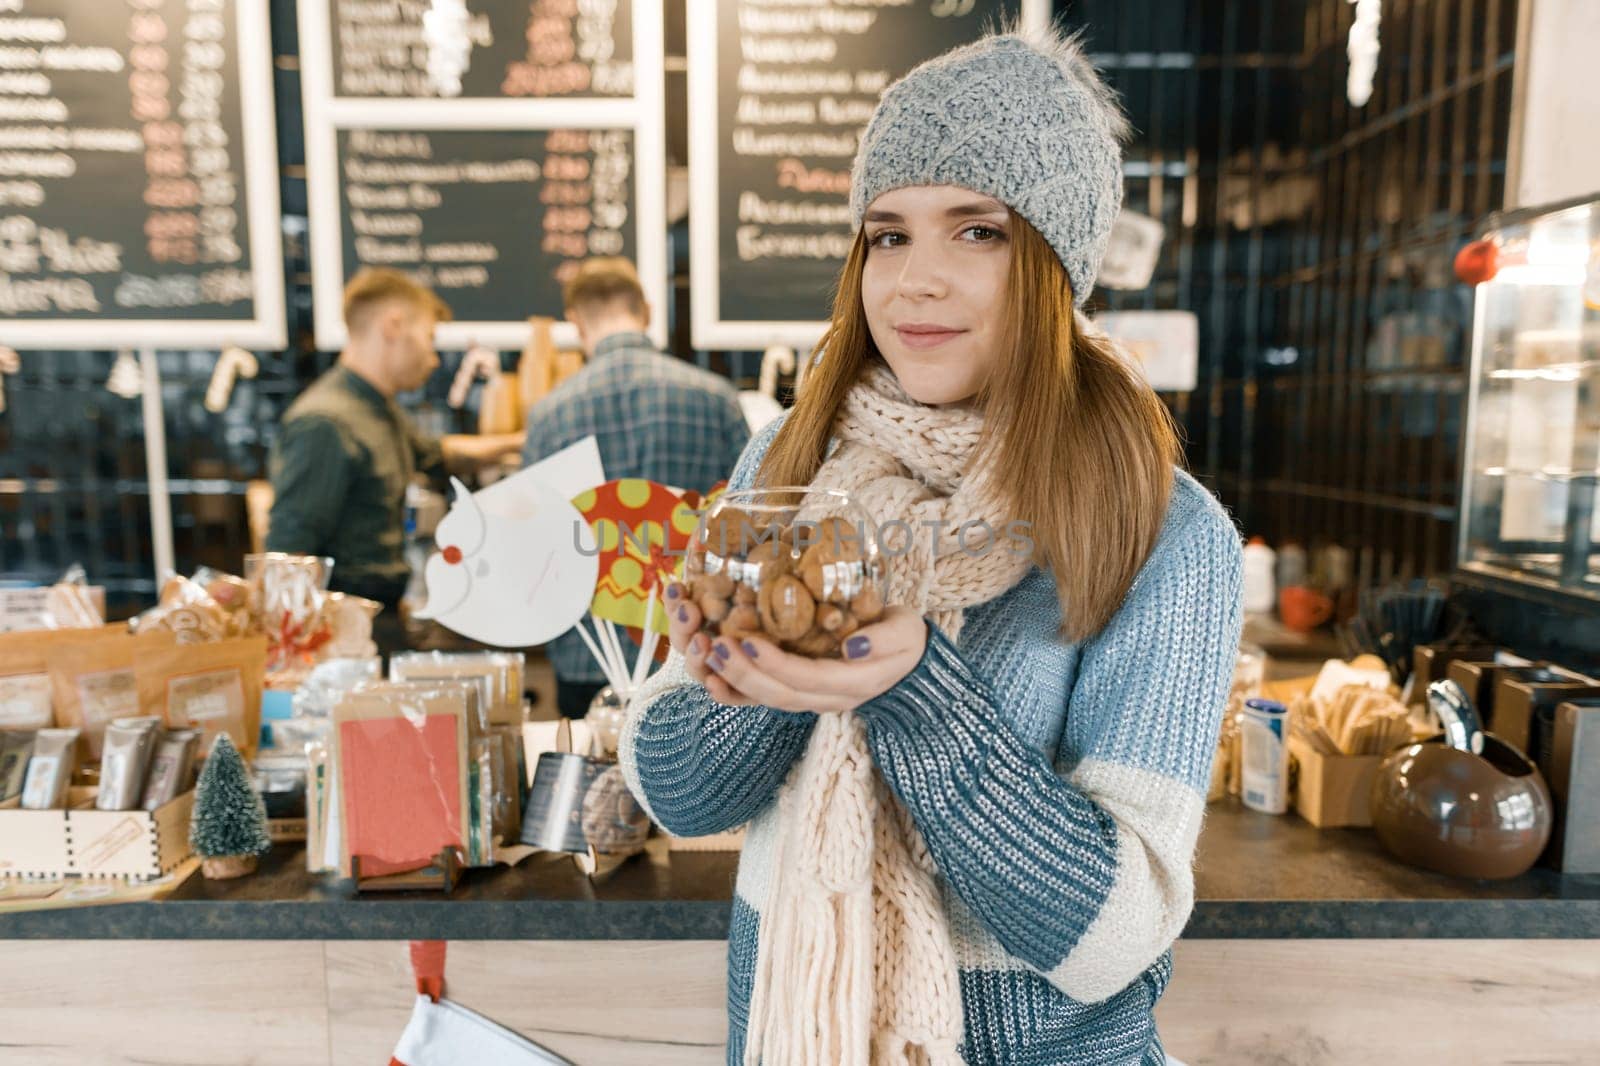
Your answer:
[677,605,689,623]
[741,640,759,659]
[707,653,725,672]
[712,641,730,660]
[665,584,680,600]
[690,634,708,656]
[845,635,871,660]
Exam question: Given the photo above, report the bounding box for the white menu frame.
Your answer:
[3,0,286,351]
[299,0,668,351]
[687,0,1051,352]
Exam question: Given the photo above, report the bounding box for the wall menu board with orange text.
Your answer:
[687,0,1048,351]
[0,0,285,350]
[299,0,665,351]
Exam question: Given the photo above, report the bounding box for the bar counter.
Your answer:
[3,801,1597,1064]
[2,798,1596,940]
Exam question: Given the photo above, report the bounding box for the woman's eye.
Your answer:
[867,230,906,249]
[962,224,1004,242]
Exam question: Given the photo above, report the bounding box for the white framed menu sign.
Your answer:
[687,0,1050,351]
[0,0,285,350]
[298,0,668,351]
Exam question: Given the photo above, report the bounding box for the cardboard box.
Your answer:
[1546,699,1600,873]
[0,787,194,881]
[1289,735,1383,828]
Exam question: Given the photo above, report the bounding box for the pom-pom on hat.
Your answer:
[849,24,1129,305]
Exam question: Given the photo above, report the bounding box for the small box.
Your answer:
[1546,699,1600,873]
[258,688,295,750]
[1288,736,1383,828]
[1411,643,1499,704]
[1492,670,1600,773]
[1447,661,1528,731]
[0,787,195,881]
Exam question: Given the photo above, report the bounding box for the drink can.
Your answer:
[1240,697,1290,814]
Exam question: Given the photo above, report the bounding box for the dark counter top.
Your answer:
[3,799,1597,940]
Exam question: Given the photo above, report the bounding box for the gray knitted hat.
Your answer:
[849,26,1128,305]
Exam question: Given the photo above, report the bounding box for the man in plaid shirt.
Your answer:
[522,258,751,717]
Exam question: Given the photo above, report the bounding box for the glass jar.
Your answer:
[684,488,885,658]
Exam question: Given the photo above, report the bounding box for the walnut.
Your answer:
[795,518,869,603]
[734,584,758,606]
[701,507,757,556]
[758,574,815,641]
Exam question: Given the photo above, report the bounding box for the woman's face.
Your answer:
[860,184,1011,406]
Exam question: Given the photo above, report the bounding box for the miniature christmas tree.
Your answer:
[189,733,271,880]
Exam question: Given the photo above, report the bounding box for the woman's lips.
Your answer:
[895,326,965,350]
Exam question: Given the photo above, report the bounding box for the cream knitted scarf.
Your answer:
[742,362,1034,1066]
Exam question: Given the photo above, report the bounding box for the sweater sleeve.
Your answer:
[617,412,818,836]
[857,494,1244,1003]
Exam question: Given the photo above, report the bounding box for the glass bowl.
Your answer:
[684,488,885,659]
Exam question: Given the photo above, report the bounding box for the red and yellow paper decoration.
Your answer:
[571,479,704,636]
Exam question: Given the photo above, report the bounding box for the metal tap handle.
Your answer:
[1427,679,1484,755]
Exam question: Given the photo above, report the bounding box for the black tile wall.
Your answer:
[0,0,1521,615]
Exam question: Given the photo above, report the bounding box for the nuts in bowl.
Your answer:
[684,489,885,658]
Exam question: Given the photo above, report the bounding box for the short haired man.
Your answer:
[268,268,523,647]
[523,257,751,716]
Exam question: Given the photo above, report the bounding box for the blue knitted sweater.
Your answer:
[619,415,1245,1065]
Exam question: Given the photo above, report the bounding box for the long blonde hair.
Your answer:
[758,215,1179,642]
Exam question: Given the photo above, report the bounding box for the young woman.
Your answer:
[620,26,1243,1066]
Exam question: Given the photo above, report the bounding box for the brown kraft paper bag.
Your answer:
[135,635,267,759]
[0,625,127,733]
[46,629,176,760]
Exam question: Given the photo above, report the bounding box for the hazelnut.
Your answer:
[701,572,735,599]
[746,537,795,581]
[697,590,731,624]
[816,604,846,632]
[719,604,761,641]
[734,584,758,606]
[759,574,815,641]
[850,584,884,623]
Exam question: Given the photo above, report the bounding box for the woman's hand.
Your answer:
[664,582,756,707]
[665,583,928,714]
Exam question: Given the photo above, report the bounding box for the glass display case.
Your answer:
[1459,195,1600,601]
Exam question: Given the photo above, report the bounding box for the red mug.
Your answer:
[1279,585,1334,633]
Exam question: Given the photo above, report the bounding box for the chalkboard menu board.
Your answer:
[688,0,1046,350]
[0,0,285,349]
[331,0,633,98]
[300,0,665,351]
[336,127,635,322]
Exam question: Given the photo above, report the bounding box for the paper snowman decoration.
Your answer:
[413,477,599,647]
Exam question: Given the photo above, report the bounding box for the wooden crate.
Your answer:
[0,787,194,881]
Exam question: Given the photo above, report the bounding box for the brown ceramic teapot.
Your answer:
[1369,680,1553,880]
